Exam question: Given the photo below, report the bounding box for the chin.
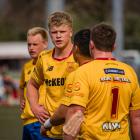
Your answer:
[56,45,65,49]
[30,55,36,59]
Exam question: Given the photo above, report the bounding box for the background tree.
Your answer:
[0,0,140,50]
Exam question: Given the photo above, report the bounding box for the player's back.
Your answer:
[73,59,140,140]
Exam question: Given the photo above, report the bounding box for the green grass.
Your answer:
[0,106,22,140]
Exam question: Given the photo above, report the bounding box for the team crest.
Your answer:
[66,62,76,72]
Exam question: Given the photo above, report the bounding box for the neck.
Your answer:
[54,43,73,59]
[93,49,114,59]
[78,56,92,66]
[32,58,37,65]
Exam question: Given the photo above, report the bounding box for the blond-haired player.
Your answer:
[27,12,78,140]
[40,29,92,139]
[19,27,48,140]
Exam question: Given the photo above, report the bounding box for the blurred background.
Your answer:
[0,0,140,139]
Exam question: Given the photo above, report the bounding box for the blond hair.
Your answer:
[48,11,72,28]
[27,27,48,41]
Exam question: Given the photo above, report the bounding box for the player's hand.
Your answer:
[31,104,50,124]
[20,99,25,111]
[40,125,50,136]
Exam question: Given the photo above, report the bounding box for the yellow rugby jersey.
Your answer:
[32,49,78,138]
[63,58,140,140]
[19,60,46,125]
[61,71,76,106]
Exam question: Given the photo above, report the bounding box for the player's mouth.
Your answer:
[55,40,62,45]
[29,51,36,55]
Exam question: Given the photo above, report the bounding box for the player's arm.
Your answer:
[19,88,25,111]
[41,104,85,138]
[130,109,140,140]
[63,104,85,140]
[27,78,49,123]
[40,104,68,135]
[51,104,68,125]
[19,68,25,111]
[62,70,88,139]
[129,71,140,140]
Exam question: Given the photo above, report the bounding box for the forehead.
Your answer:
[27,34,43,42]
[28,34,42,39]
[49,24,71,31]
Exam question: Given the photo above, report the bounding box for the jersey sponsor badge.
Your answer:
[104,68,125,75]
[102,122,121,131]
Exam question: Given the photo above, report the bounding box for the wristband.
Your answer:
[44,118,52,129]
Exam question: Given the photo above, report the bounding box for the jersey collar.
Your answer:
[95,58,116,60]
[52,48,73,61]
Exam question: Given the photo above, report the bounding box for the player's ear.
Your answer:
[70,29,73,37]
[112,44,116,51]
[73,45,79,55]
[89,40,95,58]
[89,40,94,50]
[76,45,80,53]
[70,31,72,37]
[43,41,48,49]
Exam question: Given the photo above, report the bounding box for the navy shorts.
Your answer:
[22,121,62,140]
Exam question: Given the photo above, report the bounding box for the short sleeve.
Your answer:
[68,69,89,108]
[31,55,44,85]
[130,84,140,110]
[61,71,75,106]
[19,65,25,89]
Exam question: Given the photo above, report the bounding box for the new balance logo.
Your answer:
[47,66,54,71]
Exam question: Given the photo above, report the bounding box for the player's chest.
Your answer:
[42,60,77,78]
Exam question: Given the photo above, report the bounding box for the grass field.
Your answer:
[0,106,22,140]
[0,105,133,140]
